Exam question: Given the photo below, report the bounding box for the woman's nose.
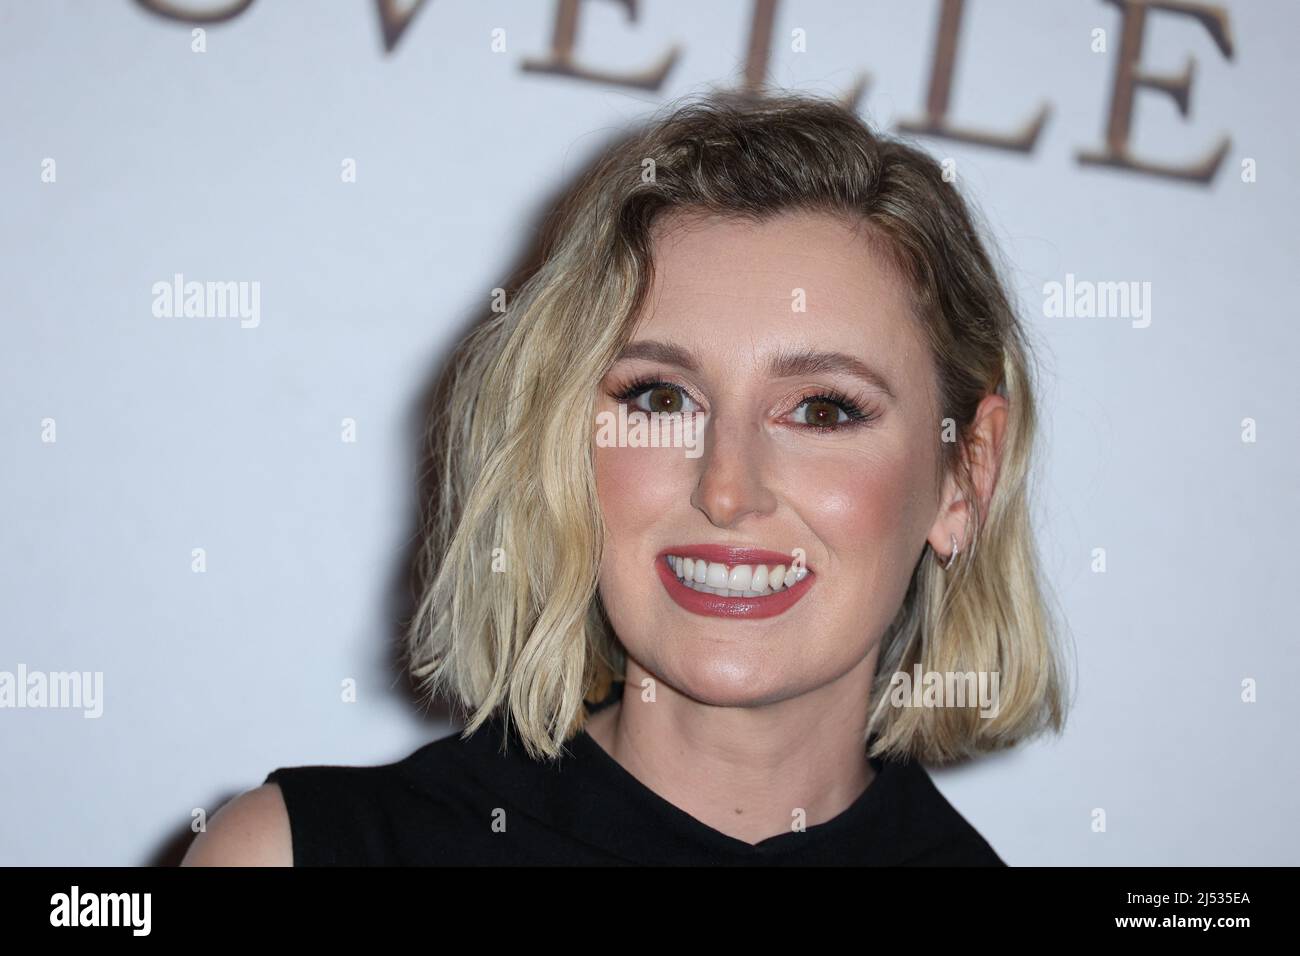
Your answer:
[688,412,779,528]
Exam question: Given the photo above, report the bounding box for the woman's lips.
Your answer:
[654,548,814,619]
[659,544,800,568]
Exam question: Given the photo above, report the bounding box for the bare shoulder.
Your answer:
[181,783,293,867]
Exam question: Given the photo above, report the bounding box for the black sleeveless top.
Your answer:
[264,693,1005,866]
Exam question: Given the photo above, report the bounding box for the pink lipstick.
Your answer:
[655,545,814,619]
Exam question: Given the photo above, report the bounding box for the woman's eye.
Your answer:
[631,384,699,415]
[792,398,850,427]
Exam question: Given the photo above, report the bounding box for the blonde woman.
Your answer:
[184,90,1068,867]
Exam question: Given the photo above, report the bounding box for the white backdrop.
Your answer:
[1,0,1296,865]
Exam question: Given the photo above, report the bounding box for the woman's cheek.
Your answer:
[785,443,928,567]
[595,441,686,524]
[594,442,682,601]
[593,443,675,647]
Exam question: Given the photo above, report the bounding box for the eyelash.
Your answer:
[607,375,879,432]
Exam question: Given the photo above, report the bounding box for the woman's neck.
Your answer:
[581,659,879,845]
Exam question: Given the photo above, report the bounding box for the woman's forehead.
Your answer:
[635,210,922,369]
[645,210,910,316]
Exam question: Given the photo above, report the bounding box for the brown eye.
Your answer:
[617,381,702,415]
[646,386,683,413]
[800,398,845,427]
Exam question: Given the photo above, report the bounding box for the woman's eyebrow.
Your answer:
[767,346,897,400]
[615,339,700,371]
[615,340,896,401]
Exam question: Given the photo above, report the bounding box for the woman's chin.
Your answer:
[649,656,806,709]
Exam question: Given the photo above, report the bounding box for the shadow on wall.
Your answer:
[377,112,652,727]
[156,104,667,868]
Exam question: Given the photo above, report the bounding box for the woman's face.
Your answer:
[594,208,949,708]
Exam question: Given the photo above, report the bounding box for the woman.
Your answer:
[183,90,1068,866]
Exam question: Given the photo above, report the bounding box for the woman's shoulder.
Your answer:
[182,728,488,867]
[248,725,514,865]
[180,782,293,866]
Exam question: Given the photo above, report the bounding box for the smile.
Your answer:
[655,546,814,619]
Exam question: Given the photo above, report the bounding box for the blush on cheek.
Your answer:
[594,443,690,593]
[805,451,929,572]
[595,443,690,514]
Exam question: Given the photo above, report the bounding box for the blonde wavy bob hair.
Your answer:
[407,89,1070,764]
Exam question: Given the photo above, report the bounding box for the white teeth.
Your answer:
[664,554,810,597]
[728,565,752,591]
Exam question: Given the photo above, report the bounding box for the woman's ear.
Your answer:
[926,393,1009,561]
